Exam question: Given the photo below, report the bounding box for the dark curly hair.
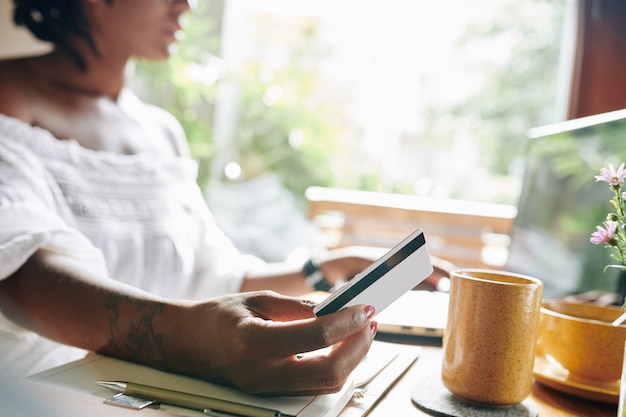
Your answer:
[12,0,113,71]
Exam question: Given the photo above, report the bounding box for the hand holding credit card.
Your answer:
[313,228,433,317]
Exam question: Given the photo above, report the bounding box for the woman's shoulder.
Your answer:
[120,89,190,157]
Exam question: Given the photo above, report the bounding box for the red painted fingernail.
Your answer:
[370,321,378,336]
[364,305,375,320]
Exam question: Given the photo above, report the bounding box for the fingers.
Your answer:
[242,319,377,395]
[242,291,375,357]
[193,292,378,395]
[321,255,372,285]
[287,321,377,395]
[247,303,375,358]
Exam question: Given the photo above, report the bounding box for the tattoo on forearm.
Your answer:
[104,294,167,368]
[103,294,122,354]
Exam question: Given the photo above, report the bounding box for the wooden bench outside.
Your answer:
[305,186,517,269]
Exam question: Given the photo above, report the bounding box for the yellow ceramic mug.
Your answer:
[441,269,543,407]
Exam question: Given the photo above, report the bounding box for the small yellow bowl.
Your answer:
[536,300,626,383]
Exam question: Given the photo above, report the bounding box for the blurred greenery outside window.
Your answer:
[129,0,567,259]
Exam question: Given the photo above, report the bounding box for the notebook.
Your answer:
[24,341,420,417]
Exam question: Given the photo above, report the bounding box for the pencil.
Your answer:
[96,380,292,417]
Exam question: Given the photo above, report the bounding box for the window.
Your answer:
[207,0,568,203]
[131,0,569,260]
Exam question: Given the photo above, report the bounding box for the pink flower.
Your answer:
[590,220,618,245]
[595,163,626,186]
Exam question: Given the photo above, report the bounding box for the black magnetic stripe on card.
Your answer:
[315,232,426,316]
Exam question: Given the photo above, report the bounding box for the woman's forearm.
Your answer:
[0,249,376,395]
[0,249,185,369]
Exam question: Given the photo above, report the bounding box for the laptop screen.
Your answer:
[505,109,626,299]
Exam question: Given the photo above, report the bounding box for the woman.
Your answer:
[0,0,378,395]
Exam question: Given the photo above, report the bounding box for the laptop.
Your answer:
[375,290,449,338]
[504,109,626,299]
[376,109,626,338]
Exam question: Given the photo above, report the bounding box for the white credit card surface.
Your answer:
[313,228,433,317]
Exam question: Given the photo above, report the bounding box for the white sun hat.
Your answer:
[0,0,53,59]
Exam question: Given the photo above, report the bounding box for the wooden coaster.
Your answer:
[411,375,538,417]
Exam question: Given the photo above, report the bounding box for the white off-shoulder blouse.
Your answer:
[0,113,254,376]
